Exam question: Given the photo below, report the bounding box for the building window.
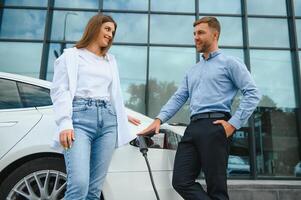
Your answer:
[199,0,241,14]
[54,0,99,9]
[247,0,287,16]
[107,13,148,43]
[0,9,46,40]
[103,0,148,11]
[151,0,195,13]
[51,11,96,42]
[3,0,47,7]
[0,42,43,78]
[110,45,147,114]
[251,50,299,177]
[248,18,290,48]
[150,15,195,45]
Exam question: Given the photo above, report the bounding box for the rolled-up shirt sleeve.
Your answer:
[50,53,73,133]
[156,74,189,123]
[227,58,261,129]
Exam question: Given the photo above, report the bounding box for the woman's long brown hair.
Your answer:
[75,13,117,55]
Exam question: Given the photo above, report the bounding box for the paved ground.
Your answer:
[198,180,301,200]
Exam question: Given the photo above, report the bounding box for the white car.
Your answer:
[0,72,185,200]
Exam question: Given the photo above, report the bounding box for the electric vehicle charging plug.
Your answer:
[136,135,161,200]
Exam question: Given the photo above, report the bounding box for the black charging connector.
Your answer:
[136,135,160,200]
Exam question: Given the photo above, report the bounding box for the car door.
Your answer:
[103,126,184,200]
[0,78,42,159]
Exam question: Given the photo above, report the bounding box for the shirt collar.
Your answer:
[201,49,221,61]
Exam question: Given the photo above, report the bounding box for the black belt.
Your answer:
[191,112,229,121]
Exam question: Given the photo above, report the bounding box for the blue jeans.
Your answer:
[63,97,117,200]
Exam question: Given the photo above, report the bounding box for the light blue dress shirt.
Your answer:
[156,49,261,129]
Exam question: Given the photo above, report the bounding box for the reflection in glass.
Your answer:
[251,50,299,177]
[0,9,46,39]
[18,82,52,107]
[3,0,47,6]
[150,15,194,45]
[250,50,295,108]
[103,0,148,11]
[47,43,61,81]
[295,0,301,16]
[107,13,148,43]
[248,18,289,47]
[199,0,241,14]
[299,51,301,72]
[0,79,22,109]
[0,42,43,78]
[110,46,147,114]
[221,49,244,61]
[51,11,96,41]
[47,43,75,81]
[215,17,243,46]
[296,20,301,48]
[149,47,196,123]
[151,0,195,12]
[54,0,98,9]
[254,107,300,177]
[247,0,287,15]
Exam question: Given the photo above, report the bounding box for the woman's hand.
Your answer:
[128,115,141,126]
[59,129,75,149]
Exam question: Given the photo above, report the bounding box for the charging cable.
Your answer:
[136,136,160,200]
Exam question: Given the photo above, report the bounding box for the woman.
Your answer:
[50,14,140,199]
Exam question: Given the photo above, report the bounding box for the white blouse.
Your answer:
[75,48,112,99]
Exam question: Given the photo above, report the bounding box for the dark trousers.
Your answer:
[172,116,232,200]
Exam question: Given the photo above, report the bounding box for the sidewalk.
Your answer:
[199,180,301,200]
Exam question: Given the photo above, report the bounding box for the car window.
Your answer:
[18,82,52,108]
[0,78,23,109]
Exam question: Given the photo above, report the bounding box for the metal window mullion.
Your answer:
[145,0,151,115]
[241,0,257,180]
[99,0,103,12]
[287,0,301,161]
[195,0,200,63]
[39,0,54,80]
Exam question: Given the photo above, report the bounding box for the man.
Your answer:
[139,16,261,200]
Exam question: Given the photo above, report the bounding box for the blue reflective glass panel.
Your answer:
[4,0,47,6]
[199,0,241,14]
[149,47,196,123]
[150,15,195,45]
[250,50,295,108]
[215,17,243,46]
[103,0,148,10]
[295,0,301,16]
[220,49,244,61]
[47,43,76,81]
[151,0,195,12]
[0,42,43,78]
[110,46,147,114]
[0,9,46,39]
[51,11,96,41]
[54,0,98,9]
[296,20,301,48]
[248,18,289,47]
[107,13,148,43]
[248,0,287,15]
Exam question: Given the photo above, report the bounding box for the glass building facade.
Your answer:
[0,0,300,179]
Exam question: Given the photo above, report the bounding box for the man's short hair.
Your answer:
[193,16,221,39]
